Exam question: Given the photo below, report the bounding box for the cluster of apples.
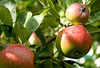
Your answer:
[0,3,92,68]
[56,3,92,59]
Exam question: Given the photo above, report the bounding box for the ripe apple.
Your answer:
[27,32,41,46]
[65,3,89,25]
[56,25,92,59]
[0,44,35,68]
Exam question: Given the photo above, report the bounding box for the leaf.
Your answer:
[73,63,82,68]
[44,59,52,68]
[52,61,62,68]
[37,46,49,55]
[0,4,13,26]
[84,24,100,33]
[57,0,65,11]
[16,11,32,26]
[49,8,60,18]
[87,0,97,7]
[0,0,8,4]
[14,22,30,44]
[47,0,55,10]
[26,13,44,33]
[44,15,59,28]
[1,25,12,38]
[38,52,51,58]
[5,1,16,22]
[58,61,74,68]
[36,64,44,68]
[35,28,46,45]
[34,52,45,64]
[93,10,100,22]
[38,0,47,7]
[90,0,100,12]
[65,0,81,7]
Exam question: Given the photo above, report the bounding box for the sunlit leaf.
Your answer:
[5,1,16,22]
[26,13,44,33]
[16,11,32,26]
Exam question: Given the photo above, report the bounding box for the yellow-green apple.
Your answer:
[56,25,92,59]
[0,44,35,68]
[65,3,89,25]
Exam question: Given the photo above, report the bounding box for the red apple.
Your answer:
[56,25,92,59]
[0,44,35,68]
[65,3,89,25]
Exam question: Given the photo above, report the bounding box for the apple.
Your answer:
[0,44,35,68]
[65,3,89,25]
[56,25,92,59]
[27,32,41,46]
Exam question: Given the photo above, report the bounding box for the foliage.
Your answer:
[0,0,100,68]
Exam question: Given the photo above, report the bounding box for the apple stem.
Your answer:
[82,8,86,12]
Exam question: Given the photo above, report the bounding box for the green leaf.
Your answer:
[93,10,100,22]
[57,0,65,11]
[38,52,51,58]
[35,28,46,45]
[90,0,100,12]
[36,64,44,68]
[44,15,59,28]
[49,8,60,18]
[0,0,8,4]
[26,12,44,33]
[14,22,30,44]
[5,1,16,22]
[43,8,50,15]
[87,0,97,7]
[84,24,100,33]
[38,0,47,7]
[58,61,74,68]
[34,52,45,64]
[1,25,12,38]
[73,63,82,68]
[0,4,13,26]
[37,46,49,55]
[47,0,55,10]
[52,61,62,68]
[44,59,52,68]
[16,11,32,26]
[65,0,80,7]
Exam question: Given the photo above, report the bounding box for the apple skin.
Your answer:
[27,32,41,46]
[65,3,89,25]
[56,25,92,59]
[0,44,35,68]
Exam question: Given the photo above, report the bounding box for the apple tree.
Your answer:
[0,0,100,68]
